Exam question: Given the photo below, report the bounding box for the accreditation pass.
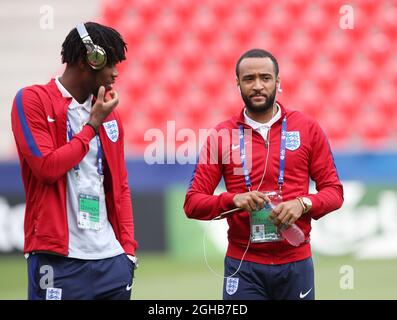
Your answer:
[78,193,100,230]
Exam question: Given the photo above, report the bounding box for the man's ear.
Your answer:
[276,77,282,93]
[77,57,88,71]
[236,77,241,93]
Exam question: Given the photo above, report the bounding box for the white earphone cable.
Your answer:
[202,104,277,278]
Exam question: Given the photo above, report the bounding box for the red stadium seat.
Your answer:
[101,0,130,25]
[383,57,397,89]
[168,0,199,21]
[347,56,375,92]
[293,83,324,119]
[278,58,300,96]
[223,6,256,47]
[365,31,393,63]
[285,31,317,66]
[300,3,330,42]
[322,31,354,65]
[208,0,236,21]
[359,0,380,16]
[265,7,294,43]
[189,7,218,44]
[321,110,351,150]
[310,57,338,93]
[172,34,204,72]
[132,0,162,23]
[283,0,307,18]
[138,36,166,73]
[246,31,279,58]
[355,110,391,149]
[153,10,183,47]
[369,82,396,118]
[159,61,186,97]
[374,4,397,38]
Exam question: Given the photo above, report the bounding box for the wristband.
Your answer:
[85,122,98,134]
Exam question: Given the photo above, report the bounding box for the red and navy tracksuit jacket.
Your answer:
[11,79,138,256]
[184,102,344,265]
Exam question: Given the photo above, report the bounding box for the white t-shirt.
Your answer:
[55,77,124,260]
[244,104,281,141]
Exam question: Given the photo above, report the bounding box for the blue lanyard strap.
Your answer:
[67,119,103,176]
[96,135,103,175]
[238,116,287,192]
[239,125,252,191]
[278,117,287,188]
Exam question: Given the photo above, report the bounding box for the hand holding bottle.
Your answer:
[268,201,305,247]
[278,223,305,247]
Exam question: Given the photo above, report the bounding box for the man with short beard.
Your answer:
[184,49,343,300]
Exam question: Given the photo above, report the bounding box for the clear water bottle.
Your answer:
[279,224,305,247]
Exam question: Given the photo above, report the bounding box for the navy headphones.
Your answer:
[76,23,107,70]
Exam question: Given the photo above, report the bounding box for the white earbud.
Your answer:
[277,82,282,93]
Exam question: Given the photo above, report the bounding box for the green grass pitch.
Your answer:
[0,254,396,300]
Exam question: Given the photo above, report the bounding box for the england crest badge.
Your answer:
[103,120,119,142]
[226,277,239,295]
[46,287,62,300]
[285,131,300,151]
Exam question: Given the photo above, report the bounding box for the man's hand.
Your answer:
[233,191,270,212]
[88,86,119,131]
[269,199,304,228]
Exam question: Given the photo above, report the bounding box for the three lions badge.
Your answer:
[285,131,300,151]
[226,277,239,295]
[103,120,119,142]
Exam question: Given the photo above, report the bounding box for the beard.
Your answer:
[242,86,277,114]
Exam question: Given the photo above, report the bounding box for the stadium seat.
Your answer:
[348,56,375,92]
[370,82,396,118]
[376,4,397,39]
[153,10,183,47]
[285,31,317,66]
[321,110,351,149]
[293,83,324,119]
[300,3,330,42]
[189,7,218,44]
[310,57,338,93]
[383,58,397,89]
[333,82,362,119]
[356,110,391,148]
[132,0,161,23]
[323,32,354,65]
[265,7,293,43]
[365,31,393,63]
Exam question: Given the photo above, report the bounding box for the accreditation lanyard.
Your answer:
[238,116,287,192]
[66,119,103,179]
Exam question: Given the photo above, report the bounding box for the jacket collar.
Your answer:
[46,78,68,99]
[47,78,93,112]
[243,105,281,129]
[235,100,287,126]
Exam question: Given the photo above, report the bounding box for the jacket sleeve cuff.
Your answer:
[122,240,138,256]
[74,124,97,144]
[306,194,321,220]
[219,192,236,211]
